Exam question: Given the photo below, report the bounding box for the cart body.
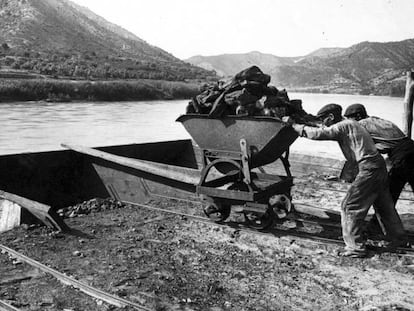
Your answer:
[177,114,299,228]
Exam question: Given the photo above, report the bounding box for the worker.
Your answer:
[344,103,414,204]
[283,104,405,258]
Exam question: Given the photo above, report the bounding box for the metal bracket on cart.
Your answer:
[197,138,294,229]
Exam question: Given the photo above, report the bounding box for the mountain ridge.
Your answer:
[0,0,215,81]
[186,39,414,96]
[1,0,412,96]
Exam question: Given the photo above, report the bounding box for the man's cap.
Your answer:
[316,103,342,119]
[344,103,367,117]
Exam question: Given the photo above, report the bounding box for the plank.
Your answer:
[62,143,201,185]
[0,199,21,233]
[0,190,68,232]
[294,203,341,221]
[403,71,414,137]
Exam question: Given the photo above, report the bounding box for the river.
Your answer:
[0,93,407,159]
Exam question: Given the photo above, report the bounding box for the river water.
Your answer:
[0,93,407,159]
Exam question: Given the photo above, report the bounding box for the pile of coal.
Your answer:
[186,65,317,123]
[57,198,126,218]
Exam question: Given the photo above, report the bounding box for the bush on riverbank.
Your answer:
[0,78,205,102]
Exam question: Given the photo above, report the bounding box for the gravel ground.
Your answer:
[0,177,413,311]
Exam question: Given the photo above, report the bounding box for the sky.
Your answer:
[70,0,414,60]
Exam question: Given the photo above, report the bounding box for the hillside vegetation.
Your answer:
[1,0,412,100]
[187,40,414,96]
[0,0,216,84]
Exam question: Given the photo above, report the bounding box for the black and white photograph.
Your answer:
[0,0,413,310]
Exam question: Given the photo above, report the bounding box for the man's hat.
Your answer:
[316,103,342,119]
[344,103,367,118]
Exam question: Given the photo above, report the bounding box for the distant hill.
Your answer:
[304,47,344,58]
[0,0,216,81]
[186,51,296,77]
[186,40,414,96]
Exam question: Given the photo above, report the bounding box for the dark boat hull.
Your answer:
[0,139,347,210]
[0,140,198,209]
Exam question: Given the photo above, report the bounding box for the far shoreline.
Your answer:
[0,78,205,103]
[0,77,404,103]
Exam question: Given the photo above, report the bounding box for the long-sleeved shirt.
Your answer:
[292,118,379,164]
[358,116,407,154]
[358,116,414,165]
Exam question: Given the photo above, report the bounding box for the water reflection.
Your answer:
[0,94,405,157]
[0,100,191,154]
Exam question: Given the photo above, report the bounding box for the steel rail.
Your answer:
[126,200,414,256]
[294,177,414,202]
[126,201,343,246]
[144,192,414,249]
[0,245,154,311]
[295,183,414,202]
[0,300,21,311]
[295,175,414,193]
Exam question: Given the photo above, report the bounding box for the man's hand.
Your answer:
[282,116,306,136]
[282,116,294,125]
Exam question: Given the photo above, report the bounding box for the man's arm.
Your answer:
[283,117,340,141]
[300,124,341,140]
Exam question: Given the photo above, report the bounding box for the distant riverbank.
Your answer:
[0,78,204,102]
[0,77,405,103]
[288,86,405,97]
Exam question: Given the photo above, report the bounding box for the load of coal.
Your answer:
[57,198,126,218]
[186,65,318,124]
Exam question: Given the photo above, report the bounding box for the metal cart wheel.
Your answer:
[203,201,231,222]
[243,209,274,230]
[269,194,292,219]
[227,181,273,229]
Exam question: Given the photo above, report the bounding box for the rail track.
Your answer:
[126,197,414,257]
[295,176,414,202]
[0,299,21,311]
[0,244,154,311]
[0,195,413,311]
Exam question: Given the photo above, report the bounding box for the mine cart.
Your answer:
[59,114,299,230]
[177,114,298,229]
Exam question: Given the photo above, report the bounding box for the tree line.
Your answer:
[0,78,203,102]
[0,47,216,81]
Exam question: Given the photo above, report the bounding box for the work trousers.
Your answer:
[341,155,405,252]
[388,152,414,203]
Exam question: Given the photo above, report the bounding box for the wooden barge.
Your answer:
[0,115,349,232]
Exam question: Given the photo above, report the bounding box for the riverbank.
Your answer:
[0,78,204,102]
[0,77,406,104]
